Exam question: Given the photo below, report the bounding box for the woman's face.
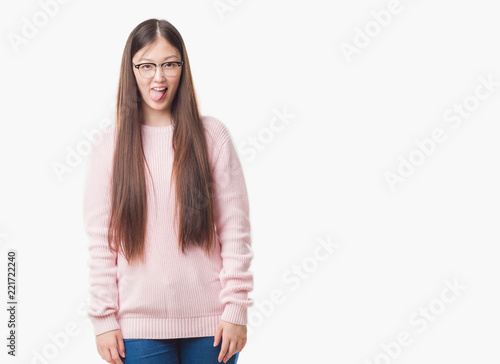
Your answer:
[132,38,182,114]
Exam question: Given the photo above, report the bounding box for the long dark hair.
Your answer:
[108,18,216,265]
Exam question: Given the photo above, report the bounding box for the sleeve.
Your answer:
[212,127,254,326]
[82,136,121,336]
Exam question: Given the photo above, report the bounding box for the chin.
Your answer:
[146,100,168,110]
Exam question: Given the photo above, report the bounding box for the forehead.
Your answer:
[133,38,181,62]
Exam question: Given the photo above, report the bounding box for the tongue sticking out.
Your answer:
[150,88,167,101]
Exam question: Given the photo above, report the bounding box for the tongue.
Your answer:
[150,88,166,101]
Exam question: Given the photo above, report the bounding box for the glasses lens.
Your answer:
[162,62,181,76]
[139,64,155,78]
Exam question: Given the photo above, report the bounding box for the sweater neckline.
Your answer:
[140,122,174,133]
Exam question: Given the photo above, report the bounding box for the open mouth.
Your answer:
[150,87,167,101]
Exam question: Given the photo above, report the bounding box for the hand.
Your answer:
[95,329,125,364]
[214,319,247,363]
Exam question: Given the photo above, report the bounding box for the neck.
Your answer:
[141,103,173,126]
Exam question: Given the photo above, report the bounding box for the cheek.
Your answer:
[138,81,149,93]
[133,75,148,94]
[170,79,181,92]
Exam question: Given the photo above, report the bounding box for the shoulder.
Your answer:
[200,115,236,168]
[86,123,117,171]
[201,115,232,146]
[92,123,116,152]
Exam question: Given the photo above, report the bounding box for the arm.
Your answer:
[82,136,121,336]
[212,128,254,326]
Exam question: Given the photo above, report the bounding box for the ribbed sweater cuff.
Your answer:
[89,313,121,336]
[221,303,248,325]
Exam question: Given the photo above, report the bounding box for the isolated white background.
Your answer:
[1,0,499,363]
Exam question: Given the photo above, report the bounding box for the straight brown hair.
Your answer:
[107,18,217,265]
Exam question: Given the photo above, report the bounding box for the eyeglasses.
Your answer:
[132,61,184,78]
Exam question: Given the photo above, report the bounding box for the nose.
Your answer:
[153,65,166,82]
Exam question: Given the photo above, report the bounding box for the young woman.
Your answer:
[83,18,254,364]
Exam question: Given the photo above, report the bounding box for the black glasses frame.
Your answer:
[132,61,184,76]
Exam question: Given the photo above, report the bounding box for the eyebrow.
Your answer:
[139,55,179,62]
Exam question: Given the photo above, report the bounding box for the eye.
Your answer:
[141,64,153,70]
[164,62,174,68]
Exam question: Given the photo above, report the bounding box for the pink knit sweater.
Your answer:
[82,116,254,339]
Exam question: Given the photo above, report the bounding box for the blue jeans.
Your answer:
[119,336,240,364]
